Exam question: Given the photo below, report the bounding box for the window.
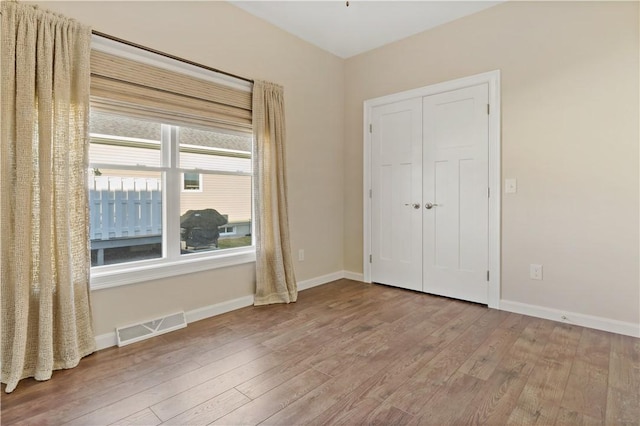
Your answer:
[89,110,254,283]
[177,125,252,255]
[89,35,255,289]
[182,172,201,191]
[89,113,163,267]
[219,226,236,235]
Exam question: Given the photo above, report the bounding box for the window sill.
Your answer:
[90,247,256,291]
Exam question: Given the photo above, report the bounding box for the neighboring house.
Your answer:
[88,112,253,264]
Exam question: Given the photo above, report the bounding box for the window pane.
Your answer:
[180,174,252,254]
[179,126,252,173]
[90,110,162,167]
[89,169,163,266]
[183,172,201,191]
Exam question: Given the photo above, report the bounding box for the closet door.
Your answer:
[370,98,423,292]
[422,84,489,303]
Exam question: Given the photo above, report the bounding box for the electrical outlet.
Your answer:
[298,249,305,261]
[530,264,543,280]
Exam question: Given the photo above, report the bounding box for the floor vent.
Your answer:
[116,312,187,347]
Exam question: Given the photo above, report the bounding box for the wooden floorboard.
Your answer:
[1,279,638,425]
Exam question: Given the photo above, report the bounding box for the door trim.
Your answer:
[363,70,502,309]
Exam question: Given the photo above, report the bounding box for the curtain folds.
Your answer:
[252,81,297,305]
[1,1,95,393]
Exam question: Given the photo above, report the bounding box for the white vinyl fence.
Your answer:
[90,176,162,241]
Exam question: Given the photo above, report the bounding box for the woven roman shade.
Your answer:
[90,50,252,133]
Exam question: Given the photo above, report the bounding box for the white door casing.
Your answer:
[370,98,423,292]
[363,71,501,309]
[423,84,489,304]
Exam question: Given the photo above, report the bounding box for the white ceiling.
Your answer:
[229,1,503,58]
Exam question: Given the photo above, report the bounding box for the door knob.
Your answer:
[425,202,439,209]
[404,203,421,209]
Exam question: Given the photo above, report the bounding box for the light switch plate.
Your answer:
[530,264,543,280]
[505,178,517,194]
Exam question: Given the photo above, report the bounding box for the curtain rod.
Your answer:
[91,30,254,84]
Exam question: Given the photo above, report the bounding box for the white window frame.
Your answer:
[89,36,255,291]
[181,172,203,192]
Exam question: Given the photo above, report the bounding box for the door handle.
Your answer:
[425,202,439,209]
[404,203,421,209]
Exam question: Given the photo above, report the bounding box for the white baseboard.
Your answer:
[94,294,254,351]
[94,271,358,350]
[500,300,640,338]
[95,274,637,352]
[297,270,365,289]
[297,271,345,291]
[95,331,118,351]
[185,295,255,324]
[343,271,364,282]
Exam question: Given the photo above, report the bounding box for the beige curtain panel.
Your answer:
[1,2,95,393]
[252,81,298,305]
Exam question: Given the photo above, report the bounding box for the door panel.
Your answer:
[423,84,489,303]
[371,98,422,292]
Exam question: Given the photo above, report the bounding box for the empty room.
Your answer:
[1,0,638,425]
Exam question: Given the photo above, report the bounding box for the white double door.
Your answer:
[370,84,489,304]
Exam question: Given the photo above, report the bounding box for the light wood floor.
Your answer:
[2,279,639,425]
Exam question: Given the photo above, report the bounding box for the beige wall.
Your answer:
[31,1,639,334]
[34,1,345,335]
[344,1,639,324]
[91,264,257,335]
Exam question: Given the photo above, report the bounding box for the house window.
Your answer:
[89,113,164,267]
[89,110,253,272]
[182,172,202,191]
[89,35,255,289]
[219,226,235,235]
